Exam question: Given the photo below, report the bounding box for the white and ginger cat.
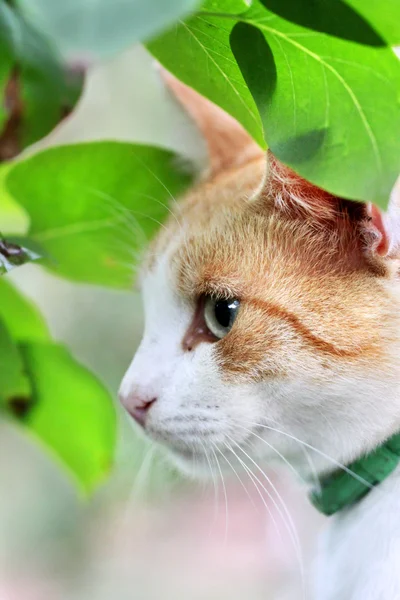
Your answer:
[119,71,400,600]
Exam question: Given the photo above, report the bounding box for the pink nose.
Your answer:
[122,394,156,428]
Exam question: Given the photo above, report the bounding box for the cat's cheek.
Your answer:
[120,333,260,462]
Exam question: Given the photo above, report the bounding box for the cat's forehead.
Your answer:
[147,197,332,307]
[171,205,274,298]
[143,158,265,281]
[142,155,384,308]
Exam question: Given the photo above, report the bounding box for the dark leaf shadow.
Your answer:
[271,128,328,164]
[260,0,386,47]
[230,21,277,125]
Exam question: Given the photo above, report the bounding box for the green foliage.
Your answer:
[0,4,13,129]
[0,276,48,341]
[21,342,116,493]
[5,142,192,287]
[203,0,252,13]
[0,164,28,232]
[0,318,30,407]
[232,4,400,205]
[340,0,400,45]
[0,277,116,492]
[0,1,70,149]
[148,8,265,148]
[257,0,399,46]
[149,0,400,207]
[15,0,201,59]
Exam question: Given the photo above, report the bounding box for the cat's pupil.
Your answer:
[214,299,239,328]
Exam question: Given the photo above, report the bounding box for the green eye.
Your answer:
[204,296,240,339]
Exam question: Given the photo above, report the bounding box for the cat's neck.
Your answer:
[315,464,400,600]
[268,368,400,480]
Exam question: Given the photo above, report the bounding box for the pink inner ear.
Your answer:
[367,203,390,256]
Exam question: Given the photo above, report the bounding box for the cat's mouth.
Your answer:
[145,421,256,477]
[145,429,212,475]
[147,426,205,458]
[146,422,213,465]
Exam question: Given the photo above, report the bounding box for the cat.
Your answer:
[119,70,400,600]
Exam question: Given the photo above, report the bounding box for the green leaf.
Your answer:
[0,275,46,414]
[0,2,71,151]
[345,0,400,45]
[202,0,251,12]
[231,2,400,205]
[5,142,192,287]
[0,163,29,234]
[258,0,390,47]
[151,0,400,206]
[0,276,49,341]
[20,342,116,493]
[0,3,15,130]
[0,317,31,408]
[0,279,115,492]
[147,9,265,148]
[15,18,67,146]
[15,0,201,59]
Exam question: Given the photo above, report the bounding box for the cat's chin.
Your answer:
[166,447,214,481]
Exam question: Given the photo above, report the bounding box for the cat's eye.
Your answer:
[203,296,240,339]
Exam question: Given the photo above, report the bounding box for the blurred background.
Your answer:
[1,45,324,600]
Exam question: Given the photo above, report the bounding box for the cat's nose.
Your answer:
[120,393,157,428]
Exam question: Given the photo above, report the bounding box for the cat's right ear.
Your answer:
[160,68,263,177]
[383,176,400,258]
[262,151,397,260]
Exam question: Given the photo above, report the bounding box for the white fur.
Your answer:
[315,465,400,600]
[119,246,400,598]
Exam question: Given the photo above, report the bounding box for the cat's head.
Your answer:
[119,72,400,478]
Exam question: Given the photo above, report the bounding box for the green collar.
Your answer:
[309,432,400,516]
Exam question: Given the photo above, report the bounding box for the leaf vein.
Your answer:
[179,19,259,124]
[250,20,383,176]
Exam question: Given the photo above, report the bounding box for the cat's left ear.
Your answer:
[159,68,264,177]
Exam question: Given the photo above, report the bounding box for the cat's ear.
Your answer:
[366,203,390,257]
[383,176,400,258]
[263,151,393,259]
[160,68,263,177]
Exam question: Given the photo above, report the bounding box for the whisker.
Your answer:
[211,446,229,547]
[126,190,183,232]
[213,441,258,512]
[199,439,220,537]
[242,419,321,494]
[237,424,310,488]
[85,187,153,243]
[300,444,321,495]
[129,445,155,502]
[226,434,306,597]
[224,440,284,533]
[131,152,183,217]
[82,186,184,276]
[242,419,373,491]
[120,444,155,546]
[87,187,145,231]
